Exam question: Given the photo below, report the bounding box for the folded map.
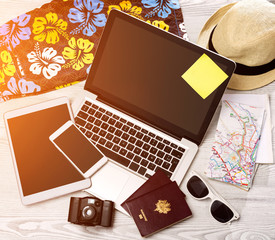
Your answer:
[205,100,265,190]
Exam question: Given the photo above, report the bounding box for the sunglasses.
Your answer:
[186,171,239,224]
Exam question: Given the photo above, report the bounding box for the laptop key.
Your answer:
[127,122,134,127]
[79,127,86,133]
[94,119,102,126]
[135,140,143,147]
[142,143,150,151]
[141,159,149,167]
[99,130,107,137]
[171,143,178,149]
[171,149,183,159]
[92,104,99,110]
[141,129,148,134]
[162,161,171,170]
[136,132,144,139]
[87,116,95,123]
[112,145,120,152]
[141,151,149,158]
[92,134,99,142]
[85,122,93,130]
[149,132,155,138]
[106,133,113,141]
[88,108,96,115]
[115,121,123,129]
[157,142,165,150]
[121,133,130,141]
[156,136,163,141]
[99,137,107,145]
[149,147,157,154]
[126,152,134,160]
[126,143,134,151]
[148,154,156,162]
[106,111,112,116]
[178,146,186,153]
[138,166,146,175]
[170,158,179,172]
[75,117,86,127]
[108,118,116,125]
[133,147,142,155]
[81,105,89,112]
[119,148,127,156]
[149,139,158,146]
[133,155,142,163]
[129,162,139,172]
[92,126,100,133]
[157,151,165,158]
[108,126,115,133]
[105,141,113,149]
[101,122,109,130]
[164,146,172,153]
[164,154,172,162]
[134,125,141,131]
[113,136,120,144]
[122,125,130,132]
[155,158,163,166]
[120,118,127,123]
[84,101,92,106]
[99,107,106,113]
[115,129,123,137]
[119,140,127,147]
[142,135,151,143]
[95,111,102,119]
[85,131,92,138]
[129,128,137,136]
[148,163,156,171]
[129,136,136,144]
[78,111,88,120]
[97,145,130,167]
[101,115,109,122]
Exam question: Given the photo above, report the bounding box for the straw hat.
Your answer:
[197,0,275,90]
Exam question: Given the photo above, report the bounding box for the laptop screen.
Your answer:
[85,10,235,145]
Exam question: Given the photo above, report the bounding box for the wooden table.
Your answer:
[0,0,274,239]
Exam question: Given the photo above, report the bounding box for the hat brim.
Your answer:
[197,2,274,90]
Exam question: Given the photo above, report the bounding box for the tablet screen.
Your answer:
[7,104,85,197]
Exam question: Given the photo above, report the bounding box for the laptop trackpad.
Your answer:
[86,162,129,201]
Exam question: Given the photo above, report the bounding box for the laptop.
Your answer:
[74,10,235,213]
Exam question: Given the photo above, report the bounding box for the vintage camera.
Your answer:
[68,197,114,227]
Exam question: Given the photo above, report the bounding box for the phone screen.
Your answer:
[53,124,104,173]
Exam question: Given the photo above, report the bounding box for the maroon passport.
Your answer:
[124,181,192,237]
[121,170,172,213]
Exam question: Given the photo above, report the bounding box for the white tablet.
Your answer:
[4,97,91,205]
[50,120,107,178]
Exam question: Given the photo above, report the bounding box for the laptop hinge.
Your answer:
[97,98,182,141]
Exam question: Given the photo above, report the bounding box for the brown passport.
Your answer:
[121,170,173,213]
[124,181,192,237]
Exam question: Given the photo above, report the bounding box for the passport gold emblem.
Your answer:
[154,200,171,214]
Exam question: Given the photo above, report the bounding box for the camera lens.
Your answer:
[82,206,96,220]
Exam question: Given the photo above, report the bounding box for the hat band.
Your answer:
[209,27,275,76]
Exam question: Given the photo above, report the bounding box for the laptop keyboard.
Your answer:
[75,99,186,179]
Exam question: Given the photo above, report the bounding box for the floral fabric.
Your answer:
[0,0,187,102]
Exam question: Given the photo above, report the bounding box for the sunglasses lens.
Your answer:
[210,200,234,223]
[187,176,209,198]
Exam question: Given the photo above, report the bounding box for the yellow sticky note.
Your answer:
[181,54,228,99]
